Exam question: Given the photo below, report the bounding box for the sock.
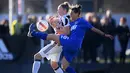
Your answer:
[65,66,76,73]
[32,59,41,73]
[54,67,64,73]
[31,31,48,40]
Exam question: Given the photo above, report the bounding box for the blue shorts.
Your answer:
[59,35,80,62]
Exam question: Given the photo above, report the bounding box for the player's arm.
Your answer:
[56,25,70,35]
[84,20,113,40]
[56,17,70,35]
[60,17,70,35]
[47,16,59,28]
[64,26,70,35]
[50,23,57,28]
[91,27,113,39]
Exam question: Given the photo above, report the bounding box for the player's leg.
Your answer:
[31,31,60,44]
[60,42,77,73]
[51,61,64,73]
[32,43,55,73]
[28,23,61,44]
[48,45,63,73]
[61,57,76,73]
[32,53,43,73]
[51,53,63,73]
[47,34,76,73]
[51,61,59,70]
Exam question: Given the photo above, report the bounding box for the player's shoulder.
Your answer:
[62,14,70,20]
[63,14,70,18]
[61,14,70,26]
[78,17,89,24]
[78,17,93,29]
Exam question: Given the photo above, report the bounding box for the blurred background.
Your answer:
[0,0,130,73]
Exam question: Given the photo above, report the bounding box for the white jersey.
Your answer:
[59,14,70,26]
[54,14,70,33]
[38,14,70,62]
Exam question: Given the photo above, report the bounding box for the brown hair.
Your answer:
[71,4,82,15]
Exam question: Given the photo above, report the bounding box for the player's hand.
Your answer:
[47,16,59,28]
[48,16,54,23]
[47,16,58,24]
[104,34,114,40]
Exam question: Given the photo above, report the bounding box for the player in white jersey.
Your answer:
[32,2,70,73]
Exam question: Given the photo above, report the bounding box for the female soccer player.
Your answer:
[31,2,71,73]
[29,5,113,73]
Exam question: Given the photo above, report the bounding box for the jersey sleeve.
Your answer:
[81,18,93,29]
[61,16,70,26]
[86,21,93,29]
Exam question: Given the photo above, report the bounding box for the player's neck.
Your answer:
[60,13,67,16]
[71,17,79,22]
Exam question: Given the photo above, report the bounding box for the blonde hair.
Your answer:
[59,2,70,12]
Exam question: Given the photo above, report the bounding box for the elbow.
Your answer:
[91,27,96,32]
[65,30,70,35]
[66,32,70,36]
[63,31,70,35]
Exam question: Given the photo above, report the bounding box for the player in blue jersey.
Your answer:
[28,5,113,73]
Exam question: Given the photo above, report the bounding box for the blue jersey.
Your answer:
[69,17,93,48]
[59,17,93,62]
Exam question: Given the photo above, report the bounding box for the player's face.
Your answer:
[70,10,78,20]
[57,6,65,16]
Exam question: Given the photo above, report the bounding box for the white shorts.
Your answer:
[38,42,62,62]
